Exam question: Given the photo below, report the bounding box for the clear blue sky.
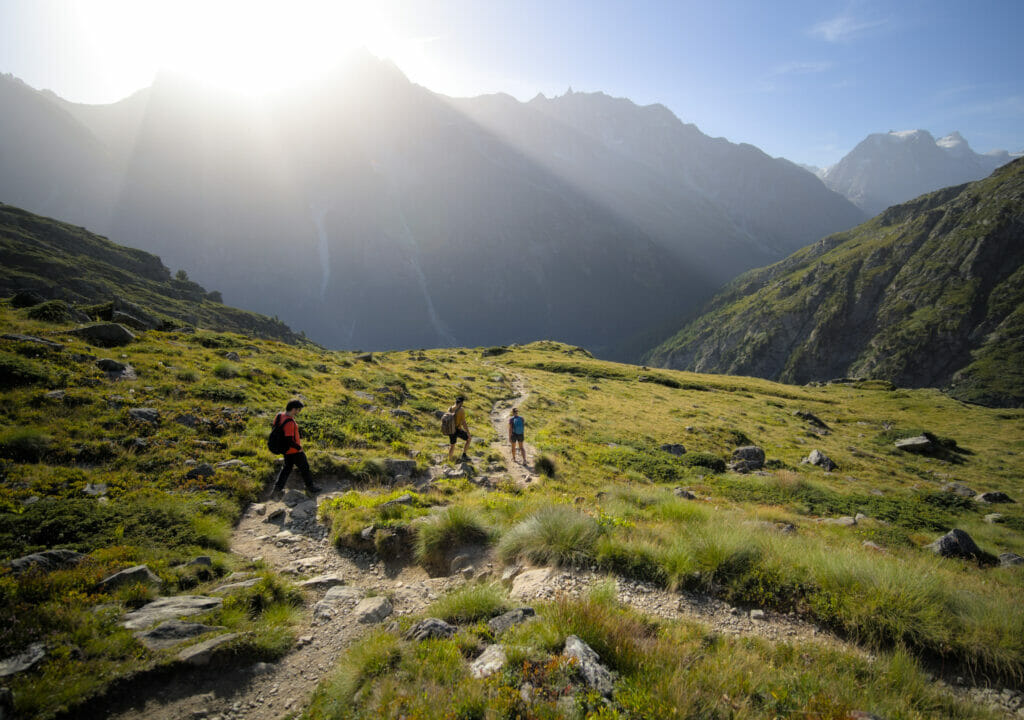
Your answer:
[2,0,1022,167]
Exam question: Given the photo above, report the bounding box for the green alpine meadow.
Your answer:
[2,197,1023,718]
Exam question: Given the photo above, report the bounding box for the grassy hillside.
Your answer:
[1,301,1022,718]
[646,158,1024,407]
[0,202,302,343]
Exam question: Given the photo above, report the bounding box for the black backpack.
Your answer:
[267,414,293,454]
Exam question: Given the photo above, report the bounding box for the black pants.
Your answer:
[274,452,315,491]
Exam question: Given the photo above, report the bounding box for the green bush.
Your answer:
[497,505,601,568]
[0,428,51,462]
[534,454,556,478]
[0,352,50,389]
[681,452,726,473]
[26,300,70,322]
[212,361,239,379]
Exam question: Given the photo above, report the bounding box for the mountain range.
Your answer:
[0,57,865,356]
[647,158,1024,407]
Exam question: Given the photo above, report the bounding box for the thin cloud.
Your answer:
[770,61,833,77]
[811,14,887,42]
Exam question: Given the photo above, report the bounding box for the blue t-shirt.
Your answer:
[511,415,525,434]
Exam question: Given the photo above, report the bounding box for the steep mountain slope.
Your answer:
[647,158,1024,407]
[822,129,1012,216]
[0,202,301,342]
[0,58,865,355]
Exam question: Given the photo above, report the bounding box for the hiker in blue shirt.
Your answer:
[508,407,527,464]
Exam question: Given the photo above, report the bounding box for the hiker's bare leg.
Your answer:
[463,433,472,455]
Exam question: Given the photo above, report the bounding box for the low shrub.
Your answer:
[497,505,600,568]
[194,384,247,403]
[26,300,70,322]
[212,361,239,379]
[414,506,490,571]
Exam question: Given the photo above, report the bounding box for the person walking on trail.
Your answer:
[508,407,527,464]
[270,399,321,498]
[446,395,472,462]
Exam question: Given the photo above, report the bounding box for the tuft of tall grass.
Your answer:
[534,454,557,477]
[414,506,490,571]
[497,504,601,567]
[212,361,240,378]
[426,583,510,624]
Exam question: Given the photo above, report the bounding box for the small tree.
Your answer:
[175,269,189,282]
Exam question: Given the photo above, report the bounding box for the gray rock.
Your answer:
[999,553,1024,567]
[384,458,418,477]
[215,459,248,470]
[135,620,225,650]
[99,564,162,591]
[390,409,414,419]
[353,596,393,624]
[731,446,765,470]
[984,513,1005,524]
[563,635,614,697]
[404,618,457,641]
[802,449,837,471]
[862,541,886,553]
[927,529,985,560]
[214,579,260,593]
[511,568,555,599]
[187,556,213,568]
[487,607,536,635]
[224,352,240,362]
[186,464,216,480]
[355,352,374,362]
[128,407,160,424]
[121,595,223,630]
[749,609,765,620]
[500,565,524,585]
[470,644,507,679]
[177,633,237,666]
[313,586,365,622]
[112,297,160,329]
[976,491,1015,504]
[297,574,346,591]
[821,516,857,526]
[673,487,697,499]
[9,549,85,574]
[379,494,414,510]
[96,358,127,373]
[794,410,830,432]
[83,482,108,497]
[282,489,309,507]
[174,414,200,428]
[2,333,63,349]
[660,443,686,456]
[895,435,933,453]
[289,500,318,522]
[942,482,976,497]
[449,555,473,576]
[66,323,136,347]
[0,642,46,677]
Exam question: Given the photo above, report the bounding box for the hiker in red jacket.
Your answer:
[271,399,321,498]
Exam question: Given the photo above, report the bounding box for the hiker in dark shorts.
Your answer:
[271,400,321,498]
[447,395,472,462]
[508,407,527,464]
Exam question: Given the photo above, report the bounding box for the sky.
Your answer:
[1,0,1022,168]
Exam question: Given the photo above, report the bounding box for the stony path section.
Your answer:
[488,371,540,488]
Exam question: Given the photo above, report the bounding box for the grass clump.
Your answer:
[212,361,240,378]
[26,300,71,322]
[414,506,490,572]
[0,428,52,462]
[426,583,510,624]
[0,352,51,389]
[534,454,556,477]
[498,505,601,568]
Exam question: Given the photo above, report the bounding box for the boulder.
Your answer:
[65,323,136,347]
[802,449,837,471]
[731,446,765,470]
[2,333,63,349]
[99,564,162,591]
[282,489,309,507]
[470,644,507,679]
[895,436,932,453]
[185,463,215,480]
[353,596,393,624]
[942,482,976,498]
[821,516,857,526]
[673,488,697,499]
[563,635,615,697]
[313,586,365,622]
[390,409,414,419]
[984,513,1005,524]
[975,491,1015,504]
[487,607,536,635]
[9,549,85,574]
[384,458,418,477]
[289,500,318,522]
[174,414,200,428]
[187,556,213,568]
[999,553,1024,567]
[128,408,160,424]
[224,352,240,362]
[135,620,225,650]
[95,358,126,373]
[926,529,985,561]
[404,618,457,641]
[794,410,830,432]
[660,443,686,456]
[83,483,108,496]
[121,595,223,630]
[511,568,555,600]
[297,574,346,591]
[379,494,415,511]
[177,633,237,666]
[0,642,46,678]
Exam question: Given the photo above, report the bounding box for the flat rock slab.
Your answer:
[65,323,136,347]
[0,642,45,677]
[177,633,238,666]
[99,564,161,591]
[895,436,932,453]
[976,491,1015,504]
[510,568,556,600]
[283,490,311,507]
[563,635,614,697]
[802,449,837,471]
[297,573,346,591]
[122,596,223,630]
[128,408,160,424]
[214,579,260,593]
[487,607,536,635]
[354,596,393,624]
[9,549,85,574]
[470,644,507,679]
[289,500,318,522]
[942,482,976,497]
[1000,553,1024,567]
[135,620,225,650]
[313,586,365,623]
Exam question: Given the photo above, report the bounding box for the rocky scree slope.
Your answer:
[647,158,1024,407]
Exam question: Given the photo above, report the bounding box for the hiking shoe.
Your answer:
[306,485,323,495]
[460,454,471,462]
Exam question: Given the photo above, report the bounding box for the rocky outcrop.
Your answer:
[563,635,615,697]
[404,618,457,642]
[65,323,136,347]
[8,549,85,574]
[121,596,223,630]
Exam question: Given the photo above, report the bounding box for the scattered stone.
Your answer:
[731,446,765,472]
[282,490,309,507]
[660,443,686,456]
[187,556,213,568]
[0,642,46,677]
[355,352,374,362]
[749,609,765,620]
[500,565,524,585]
[488,607,536,635]
[274,530,302,544]
[44,389,66,402]
[289,500,318,522]
[984,513,1005,524]
[999,553,1024,567]
[563,635,614,697]
[802,449,837,471]
[175,414,200,428]
[404,618,457,641]
[2,333,63,350]
[449,555,473,576]
[215,459,248,470]
[65,323,136,347]
[214,579,260,593]
[390,409,413,419]
[297,574,346,591]
[470,644,507,679]
[927,529,985,561]
[135,620,225,650]
[895,435,932,453]
[128,407,160,424]
[353,596,393,624]
[265,505,287,522]
[313,586,365,622]
[99,565,162,592]
[186,463,216,480]
[942,482,976,498]
[9,549,85,574]
[249,503,267,516]
[121,596,223,630]
[224,352,240,362]
[177,633,238,666]
[379,494,414,510]
[510,568,555,599]
[673,488,697,499]
[976,491,1015,504]
[794,410,830,432]
[862,541,886,553]
[821,516,857,526]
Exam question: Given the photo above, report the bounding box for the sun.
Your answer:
[77,0,415,97]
